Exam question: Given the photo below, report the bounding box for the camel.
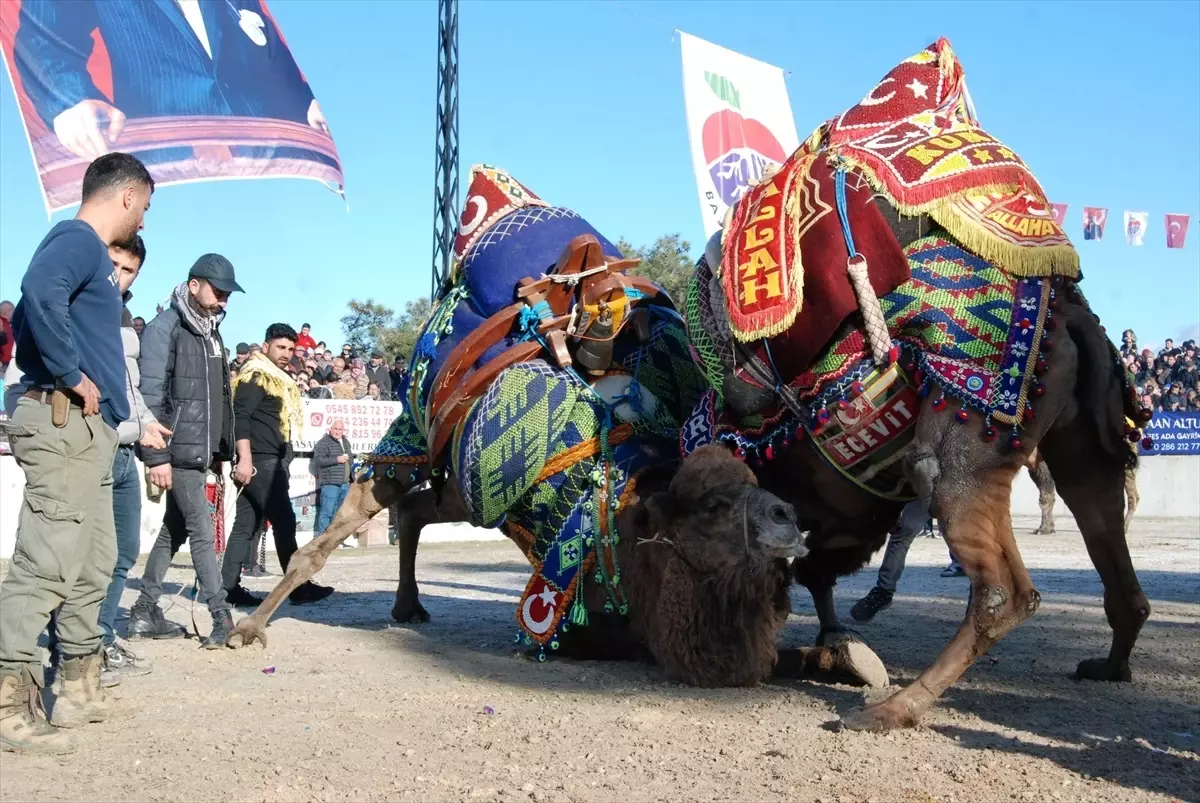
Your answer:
[684,38,1154,732]
[1026,446,1140,535]
[228,446,887,689]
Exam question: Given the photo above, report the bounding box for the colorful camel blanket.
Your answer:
[367,165,707,650]
[683,231,1055,499]
[797,37,1078,279]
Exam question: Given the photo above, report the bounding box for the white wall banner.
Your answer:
[679,31,799,239]
[293,399,403,453]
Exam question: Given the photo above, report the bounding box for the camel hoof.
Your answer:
[1076,657,1131,683]
[834,642,889,689]
[817,626,861,648]
[839,702,913,733]
[391,599,431,625]
[226,620,267,649]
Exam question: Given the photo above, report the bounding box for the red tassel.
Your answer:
[982,426,997,442]
[932,398,947,412]
[1023,407,1035,423]
[1032,383,1046,398]
[955,409,969,423]
[1141,437,1153,450]
[887,345,901,363]
[765,444,775,461]
[851,381,865,395]
[1009,435,1023,450]
[837,399,849,411]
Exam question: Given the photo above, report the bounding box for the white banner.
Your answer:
[679,32,799,239]
[293,399,404,453]
[1124,210,1149,247]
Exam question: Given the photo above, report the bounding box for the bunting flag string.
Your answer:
[1047,204,1189,249]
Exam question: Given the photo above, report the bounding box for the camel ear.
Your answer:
[642,491,676,533]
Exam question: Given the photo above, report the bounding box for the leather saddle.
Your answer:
[425,234,666,463]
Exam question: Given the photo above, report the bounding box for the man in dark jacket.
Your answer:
[311,418,353,535]
[222,323,332,609]
[365,351,392,401]
[128,254,243,649]
[389,354,408,402]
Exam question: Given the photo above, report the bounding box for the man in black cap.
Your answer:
[128,253,243,648]
[366,350,392,401]
[230,342,251,374]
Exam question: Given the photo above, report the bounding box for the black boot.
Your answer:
[201,610,234,650]
[127,599,186,640]
[225,585,265,609]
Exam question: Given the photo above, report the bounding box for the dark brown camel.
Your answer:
[1025,447,1140,535]
[751,281,1148,732]
[229,446,888,689]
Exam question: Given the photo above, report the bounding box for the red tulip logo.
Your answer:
[700,73,787,208]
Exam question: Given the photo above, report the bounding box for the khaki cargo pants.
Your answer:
[0,397,118,684]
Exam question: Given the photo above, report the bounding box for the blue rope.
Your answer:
[761,340,786,396]
[834,166,860,260]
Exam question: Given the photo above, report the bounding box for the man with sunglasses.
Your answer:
[128,254,242,648]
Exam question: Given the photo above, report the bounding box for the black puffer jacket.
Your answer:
[311,433,353,487]
[139,293,234,469]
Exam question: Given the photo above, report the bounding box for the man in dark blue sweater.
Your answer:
[0,153,154,756]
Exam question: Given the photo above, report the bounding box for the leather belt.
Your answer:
[22,388,84,408]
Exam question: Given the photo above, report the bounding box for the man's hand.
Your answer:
[336,454,348,464]
[70,374,101,416]
[52,100,126,160]
[139,422,172,451]
[233,461,254,486]
[149,463,173,491]
[306,99,329,133]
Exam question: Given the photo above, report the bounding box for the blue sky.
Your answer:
[1,0,1197,351]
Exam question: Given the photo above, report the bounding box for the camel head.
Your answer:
[627,444,803,687]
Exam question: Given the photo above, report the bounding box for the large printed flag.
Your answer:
[1049,203,1068,227]
[0,0,343,213]
[680,32,799,238]
[1082,207,1108,241]
[1165,213,1191,249]
[1124,211,1148,246]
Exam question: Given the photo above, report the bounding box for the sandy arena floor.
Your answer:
[1,515,1197,803]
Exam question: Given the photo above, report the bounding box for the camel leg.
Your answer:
[1028,454,1057,534]
[1040,429,1149,682]
[391,482,469,624]
[227,474,406,648]
[775,644,888,688]
[1122,467,1139,534]
[843,464,1038,731]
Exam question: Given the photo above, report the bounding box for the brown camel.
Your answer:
[228,446,888,689]
[1026,447,1140,535]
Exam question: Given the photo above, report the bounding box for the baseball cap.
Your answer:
[188,253,244,294]
[236,342,250,355]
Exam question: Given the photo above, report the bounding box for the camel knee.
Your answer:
[289,543,326,577]
[971,583,1036,647]
[1105,590,1150,633]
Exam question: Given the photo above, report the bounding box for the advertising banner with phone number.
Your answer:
[1140,412,1200,456]
[292,398,403,454]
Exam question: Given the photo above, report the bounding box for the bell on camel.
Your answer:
[576,307,615,376]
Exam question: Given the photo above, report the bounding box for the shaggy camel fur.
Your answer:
[1026,448,1140,535]
[228,446,888,689]
[758,285,1149,732]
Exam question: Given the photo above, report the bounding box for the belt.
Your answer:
[22,388,84,408]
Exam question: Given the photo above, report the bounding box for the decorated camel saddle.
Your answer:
[684,38,1083,500]
[366,165,707,655]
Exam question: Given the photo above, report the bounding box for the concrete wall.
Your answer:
[1,454,1196,559]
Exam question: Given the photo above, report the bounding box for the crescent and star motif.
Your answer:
[521,587,558,635]
[458,196,487,236]
[857,78,896,107]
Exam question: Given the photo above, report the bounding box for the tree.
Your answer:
[341,297,433,361]
[617,234,696,307]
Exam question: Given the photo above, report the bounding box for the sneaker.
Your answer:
[101,642,152,687]
[850,587,894,622]
[0,672,76,755]
[127,600,186,640]
[243,565,272,578]
[941,563,967,578]
[289,581,334,605]
[225,585,265,609]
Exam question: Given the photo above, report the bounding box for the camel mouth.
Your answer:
[760,538,808,560]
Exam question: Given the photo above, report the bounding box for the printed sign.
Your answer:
[293,399,403,453]
[1140,412,1200,456]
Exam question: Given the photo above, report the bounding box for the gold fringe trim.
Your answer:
[832,154,1080,279]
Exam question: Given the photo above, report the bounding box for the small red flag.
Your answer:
[1082,207,1107,241]
[1050,203,1068,227]
[1165,213,1190,249]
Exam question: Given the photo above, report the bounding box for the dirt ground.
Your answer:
[1,515,1197,803]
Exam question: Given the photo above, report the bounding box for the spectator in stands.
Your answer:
[132,316,145,338]
[311,418,353,536]
[315,348,333,377]
[295,323,317,354]
[340,343,355,362]
[307,375,333,399]
[1159,338,1175,358]
[1120,329,1137,360]
[350,357,369,399]
[389,354,408,400]
[231,342,251,373]
[130,254,241,649]
[333,371,356,400]
[322,356,345,385]
[366,351,391,400]
[367,382,381,401]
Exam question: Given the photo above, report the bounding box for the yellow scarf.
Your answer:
[231,352,303,441]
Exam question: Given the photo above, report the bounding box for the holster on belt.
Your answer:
[50,389,71,429]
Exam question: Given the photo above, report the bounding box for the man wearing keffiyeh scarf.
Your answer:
[222,323,334,614]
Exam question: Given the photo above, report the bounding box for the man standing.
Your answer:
[0,153,153,755]
[129,254,242,649]
[311,419,353,535]
[295,323,317,354]
[230,342,251,373]
[366,351,392,401]
[389,354,408,402]
[222,324,333,610]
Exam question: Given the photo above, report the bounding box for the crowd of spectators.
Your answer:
[224,323,408,403]
[1121,331,1200,412]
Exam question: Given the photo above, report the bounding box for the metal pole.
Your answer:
[431,0,460,299]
